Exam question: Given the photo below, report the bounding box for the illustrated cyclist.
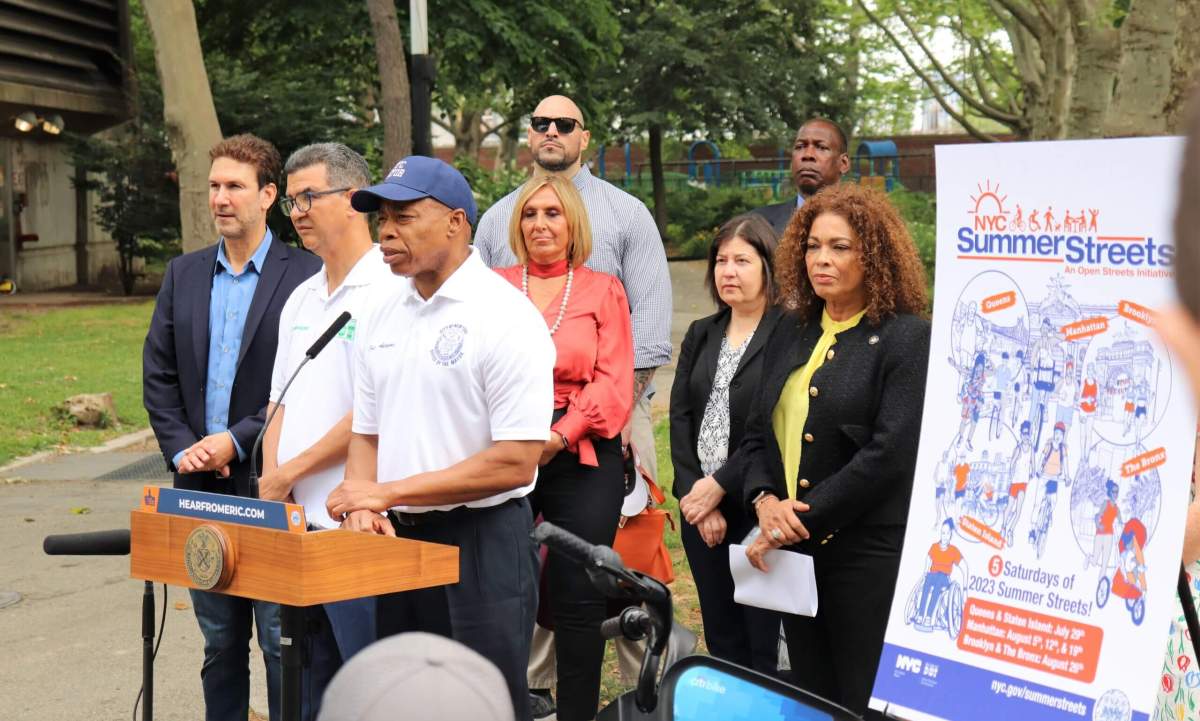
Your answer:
[1029,421,1069,549]
[1003,421,1034,547]
[1086,479,1122,572]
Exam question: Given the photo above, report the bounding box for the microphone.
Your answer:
[44,529,131,555]
[249,311,353,499]
[305,311,352,360]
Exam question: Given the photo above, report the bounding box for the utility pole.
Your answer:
[409,0,433,156]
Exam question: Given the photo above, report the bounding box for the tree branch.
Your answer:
[991,0,1045,40]
[856,0,1001,140]
[892,5,1022,124]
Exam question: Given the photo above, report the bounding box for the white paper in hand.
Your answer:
[729,543,818,617]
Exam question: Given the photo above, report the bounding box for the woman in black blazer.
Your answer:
[739,184,930,718]
[670,213,783,674]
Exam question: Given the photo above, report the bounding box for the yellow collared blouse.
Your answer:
[772,308,866,499]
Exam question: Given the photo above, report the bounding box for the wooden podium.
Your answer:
[129,488,459,721]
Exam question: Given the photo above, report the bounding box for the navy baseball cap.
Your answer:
[351,156,478,225]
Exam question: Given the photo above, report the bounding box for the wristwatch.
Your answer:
[751,490,776,510]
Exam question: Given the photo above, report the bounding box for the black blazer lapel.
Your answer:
[237,237,288,369]
[191,246,218,381]
[695,310,728,388]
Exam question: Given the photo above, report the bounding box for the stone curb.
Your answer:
[0,426,155,475]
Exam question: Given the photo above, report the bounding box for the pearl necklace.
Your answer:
[522,263,573,335]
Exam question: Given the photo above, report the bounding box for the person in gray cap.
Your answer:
[326,156,555,721]
[316,632,515,721]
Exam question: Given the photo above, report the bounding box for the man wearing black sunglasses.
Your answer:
[474,93,673,719]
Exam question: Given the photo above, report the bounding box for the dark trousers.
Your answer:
[188,589,281,721]
[781,525,904,720]
[680,496,780,675]
[378,497,539,721]
[529,434,624,721]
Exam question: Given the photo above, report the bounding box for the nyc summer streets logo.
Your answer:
[955,181,1173,278]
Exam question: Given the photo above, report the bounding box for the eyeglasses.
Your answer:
[530,116,583,135]
[280,187,350,215]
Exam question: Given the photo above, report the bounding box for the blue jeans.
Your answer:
[189,589,282,721]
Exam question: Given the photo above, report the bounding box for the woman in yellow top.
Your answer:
[737,183,930,718]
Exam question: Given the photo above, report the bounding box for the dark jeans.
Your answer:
[378,497,539,721]
[530,433,624,721]
[680,495,780,675]
[189,589,281,721]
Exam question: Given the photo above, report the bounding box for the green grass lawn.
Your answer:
[0,301,155,465]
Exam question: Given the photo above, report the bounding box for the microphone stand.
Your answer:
[142,581,154,721]
[243,310,349,721]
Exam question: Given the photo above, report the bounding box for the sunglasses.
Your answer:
[530,116,583,134]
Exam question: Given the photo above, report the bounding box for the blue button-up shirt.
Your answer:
[172,231,272,469]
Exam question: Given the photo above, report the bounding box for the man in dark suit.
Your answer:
[143,133,322,721]
[753,118,851,234]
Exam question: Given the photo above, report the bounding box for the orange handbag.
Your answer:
[612,451,676,585]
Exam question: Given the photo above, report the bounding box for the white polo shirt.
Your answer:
[270,245,398,528]
[352,248,554,512]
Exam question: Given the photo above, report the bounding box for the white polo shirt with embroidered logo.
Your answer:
[270,245,398,528]
[352,248,555,512]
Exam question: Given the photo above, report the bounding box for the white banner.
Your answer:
[870,138,1192,721]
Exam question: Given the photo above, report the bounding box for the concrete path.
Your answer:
[0,259,712,719]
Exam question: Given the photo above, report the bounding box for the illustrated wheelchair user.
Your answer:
[1028,421,1069,559]
[1084,479,1122,572]
[1002,421,1035,547]
[906,519,969,640]
[1096,516,1148,626]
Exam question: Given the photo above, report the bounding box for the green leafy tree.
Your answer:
[855,0,1197,139]
[400,0,621,161]
[601,0,853,237]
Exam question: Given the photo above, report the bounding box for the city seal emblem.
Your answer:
[431,323,467,366]
[184,524,234,591]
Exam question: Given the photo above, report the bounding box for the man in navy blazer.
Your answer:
[143,134,321,721]
[752,118,851,235]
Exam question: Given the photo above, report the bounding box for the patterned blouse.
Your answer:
[1155,563,1200,720]
[696,331,754,476]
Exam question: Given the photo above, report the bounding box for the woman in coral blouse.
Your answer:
[495,173,634,721]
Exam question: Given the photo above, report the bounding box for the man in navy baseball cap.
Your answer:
[333,152,552,720]
[351,155,477,225]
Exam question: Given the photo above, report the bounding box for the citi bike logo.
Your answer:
[957,180,1172,271]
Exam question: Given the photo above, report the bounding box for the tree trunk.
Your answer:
[141,0,221,254]
[452,107,486,161]
[1105,0,1175,136]
[1067,9,1121,138]
[1165,0,1200,132]
[365,0,412,167]
[648,122,667,240]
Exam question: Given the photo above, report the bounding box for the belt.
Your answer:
[387,497,519,530]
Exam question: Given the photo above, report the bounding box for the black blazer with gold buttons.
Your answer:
[739,309,931,548]
[670,306,783,501]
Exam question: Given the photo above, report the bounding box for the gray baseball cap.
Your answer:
[316,632,515,721]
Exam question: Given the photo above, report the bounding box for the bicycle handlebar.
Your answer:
[532,522,673,713]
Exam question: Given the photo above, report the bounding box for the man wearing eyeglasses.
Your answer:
[752,118,851,234]
[143,134,322,721]
[262,143,395,718]
[473,94,673,718]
